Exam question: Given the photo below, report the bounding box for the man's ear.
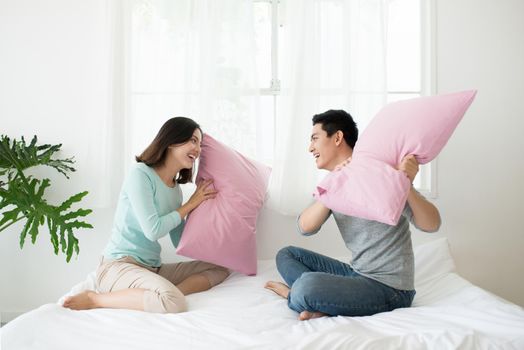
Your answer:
[335,130,344,146]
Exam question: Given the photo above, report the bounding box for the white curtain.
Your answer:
[267,0,389,215]
[125,0,389,214]
[125,0,260,173]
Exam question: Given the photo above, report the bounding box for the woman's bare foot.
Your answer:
[63,290,98,310]
[299,310,327,321]
[264,281,290,299]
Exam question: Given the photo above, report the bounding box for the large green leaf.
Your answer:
[0,135,75,178]
[0,135,92,262]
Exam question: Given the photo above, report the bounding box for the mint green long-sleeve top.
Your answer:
[103,162,185,267]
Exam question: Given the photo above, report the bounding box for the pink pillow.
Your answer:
[313,90,477,225]
[176,134,271,275]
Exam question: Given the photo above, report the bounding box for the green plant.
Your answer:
[0,135,93,261]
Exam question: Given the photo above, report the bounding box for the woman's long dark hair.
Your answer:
[136,117,202,184]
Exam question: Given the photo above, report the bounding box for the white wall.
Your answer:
[431,0,524,306]
[0,0,119,322]
[0,0,116,209]
[1,0,523,322]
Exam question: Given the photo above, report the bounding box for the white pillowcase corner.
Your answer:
[414,237,456,287]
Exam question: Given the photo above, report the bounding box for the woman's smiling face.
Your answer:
[168,128,203,169]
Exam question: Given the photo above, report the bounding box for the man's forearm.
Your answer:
[298,201,331,233]
[407,187,441,232]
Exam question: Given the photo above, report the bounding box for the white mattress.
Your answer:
[2,238,524,350]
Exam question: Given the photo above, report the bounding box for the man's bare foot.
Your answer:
[63,290,98,310]
[264,281,290,299]
[299,310,327,321]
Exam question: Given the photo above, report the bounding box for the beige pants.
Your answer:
[95,256,230,314]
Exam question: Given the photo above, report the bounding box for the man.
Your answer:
[265,109,441,321]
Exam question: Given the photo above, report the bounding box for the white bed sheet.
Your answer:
[2,239,524,350]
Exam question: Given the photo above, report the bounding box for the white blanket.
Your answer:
[2,239,524,350]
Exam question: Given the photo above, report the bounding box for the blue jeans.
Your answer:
[276,246,415,316]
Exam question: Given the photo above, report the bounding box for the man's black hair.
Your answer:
[312,109,358,149]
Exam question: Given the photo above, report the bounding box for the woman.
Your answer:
[64,117,229,313]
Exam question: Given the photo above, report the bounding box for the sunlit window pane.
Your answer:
[319,1,344,90]
[387,93,420,104]
[256,95,275,165]
[254,1,272,89]
[387,0,421,92]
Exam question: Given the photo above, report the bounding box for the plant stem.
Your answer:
[0,216,24,232]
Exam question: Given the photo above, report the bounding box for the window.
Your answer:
[387,0,434,194]
[127,0,434,196]
[253,0,434,195]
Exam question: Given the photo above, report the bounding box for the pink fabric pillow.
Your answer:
[176,134,271,275]
[313,90,477,225]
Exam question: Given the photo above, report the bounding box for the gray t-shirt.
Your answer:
[298,205,419,291]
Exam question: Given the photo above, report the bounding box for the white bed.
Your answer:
[2,238,524,350]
